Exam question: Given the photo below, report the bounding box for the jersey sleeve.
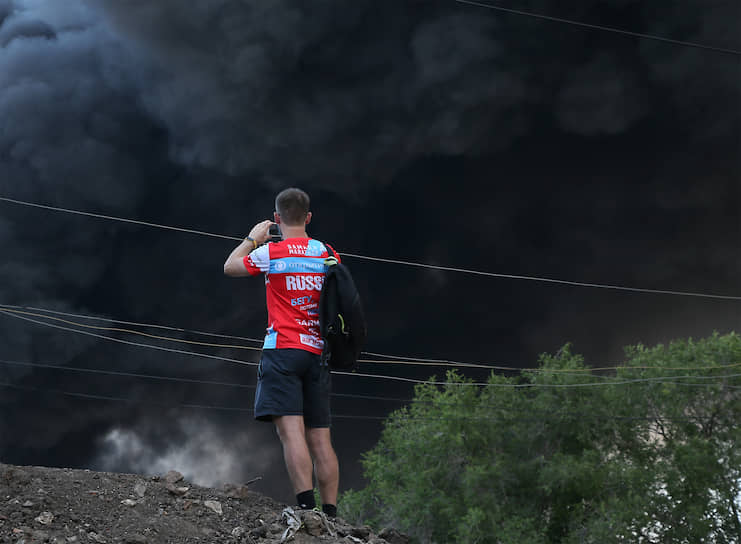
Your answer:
[242,244,271,276]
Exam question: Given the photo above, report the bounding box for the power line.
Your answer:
[0,358,409,403]
[0,358,257,389]
[4,307,740,389]
[0,358,415,403]
[0,303,517,371]
[3,303,739,375]
[454,0,741,57]
[361,353,741,373]
[0,305,527,370]
[0,357,449,404]
[360,350,530,370]
[0,380,734,422]
[341,252,741,300]
[2,358,738,417]
[0,307,480,386]
[2,196,739,300]
[0,309,258,368]
[0,380,255,413]
[0,196,241,241]
[0,307,263,353]
[2,306,740,387]
[0,304,542,370]
[17,305,264,344]
[0,306,500,376]
[0,307,529,387]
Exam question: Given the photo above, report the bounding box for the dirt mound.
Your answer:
[0,463,407,544]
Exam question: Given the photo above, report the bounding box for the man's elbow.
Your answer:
[224,260,242,277]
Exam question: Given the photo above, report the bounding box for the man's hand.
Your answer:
[223,219,275,277]
[248,219,275,245]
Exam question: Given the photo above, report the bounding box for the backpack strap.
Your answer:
[324,243,339,266]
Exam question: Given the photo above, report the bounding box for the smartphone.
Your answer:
[269,223,282,243]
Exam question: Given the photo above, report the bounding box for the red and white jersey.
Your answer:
[242,237,339,355]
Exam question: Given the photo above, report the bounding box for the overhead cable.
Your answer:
[3,303,739,374]
[340,252,741,300]
[0,304,523,369]
[0,358,256,389]
[0,197,240,241]
[454,0,741,57]
[0,381,736,421]
[0,309,257,367]
[17,305,264,344]
[0,358,422,403]
[0,380,255,413]
[4,308,740,389]
[0,307,263,353]
[2,358,739,413]
[2,196,739,300]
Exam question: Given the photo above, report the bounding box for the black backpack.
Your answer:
[319,246,367,371]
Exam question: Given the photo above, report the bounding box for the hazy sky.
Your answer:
[0,0,739,502]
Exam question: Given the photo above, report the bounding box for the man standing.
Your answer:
[223,188,339,518]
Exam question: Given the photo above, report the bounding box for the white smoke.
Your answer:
[92,416,273,487]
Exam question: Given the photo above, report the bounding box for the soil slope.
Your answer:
[0,463,407,544]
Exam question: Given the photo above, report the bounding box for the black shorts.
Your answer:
[254,348,331,428]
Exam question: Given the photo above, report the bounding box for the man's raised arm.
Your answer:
[223,219,274,277]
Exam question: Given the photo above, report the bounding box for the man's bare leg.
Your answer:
[274,416,313,496]
[306,427,339,506]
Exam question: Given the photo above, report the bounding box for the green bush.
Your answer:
[340,333,741,543]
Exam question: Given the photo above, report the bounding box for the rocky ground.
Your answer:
[0,463,407,544]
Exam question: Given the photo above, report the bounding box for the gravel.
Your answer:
[0,463,407,544]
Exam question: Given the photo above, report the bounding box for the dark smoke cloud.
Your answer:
[556,52,647,135]
[82,0,522,184]
[86,0,740,178]
[0,0,738,502]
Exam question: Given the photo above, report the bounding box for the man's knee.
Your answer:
[306,428,334,457]
[275,415,306,445]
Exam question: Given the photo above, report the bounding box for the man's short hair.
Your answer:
[275,188,310,226]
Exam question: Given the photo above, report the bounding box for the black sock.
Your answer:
[296,489,316,509]
[322,504,337,518]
